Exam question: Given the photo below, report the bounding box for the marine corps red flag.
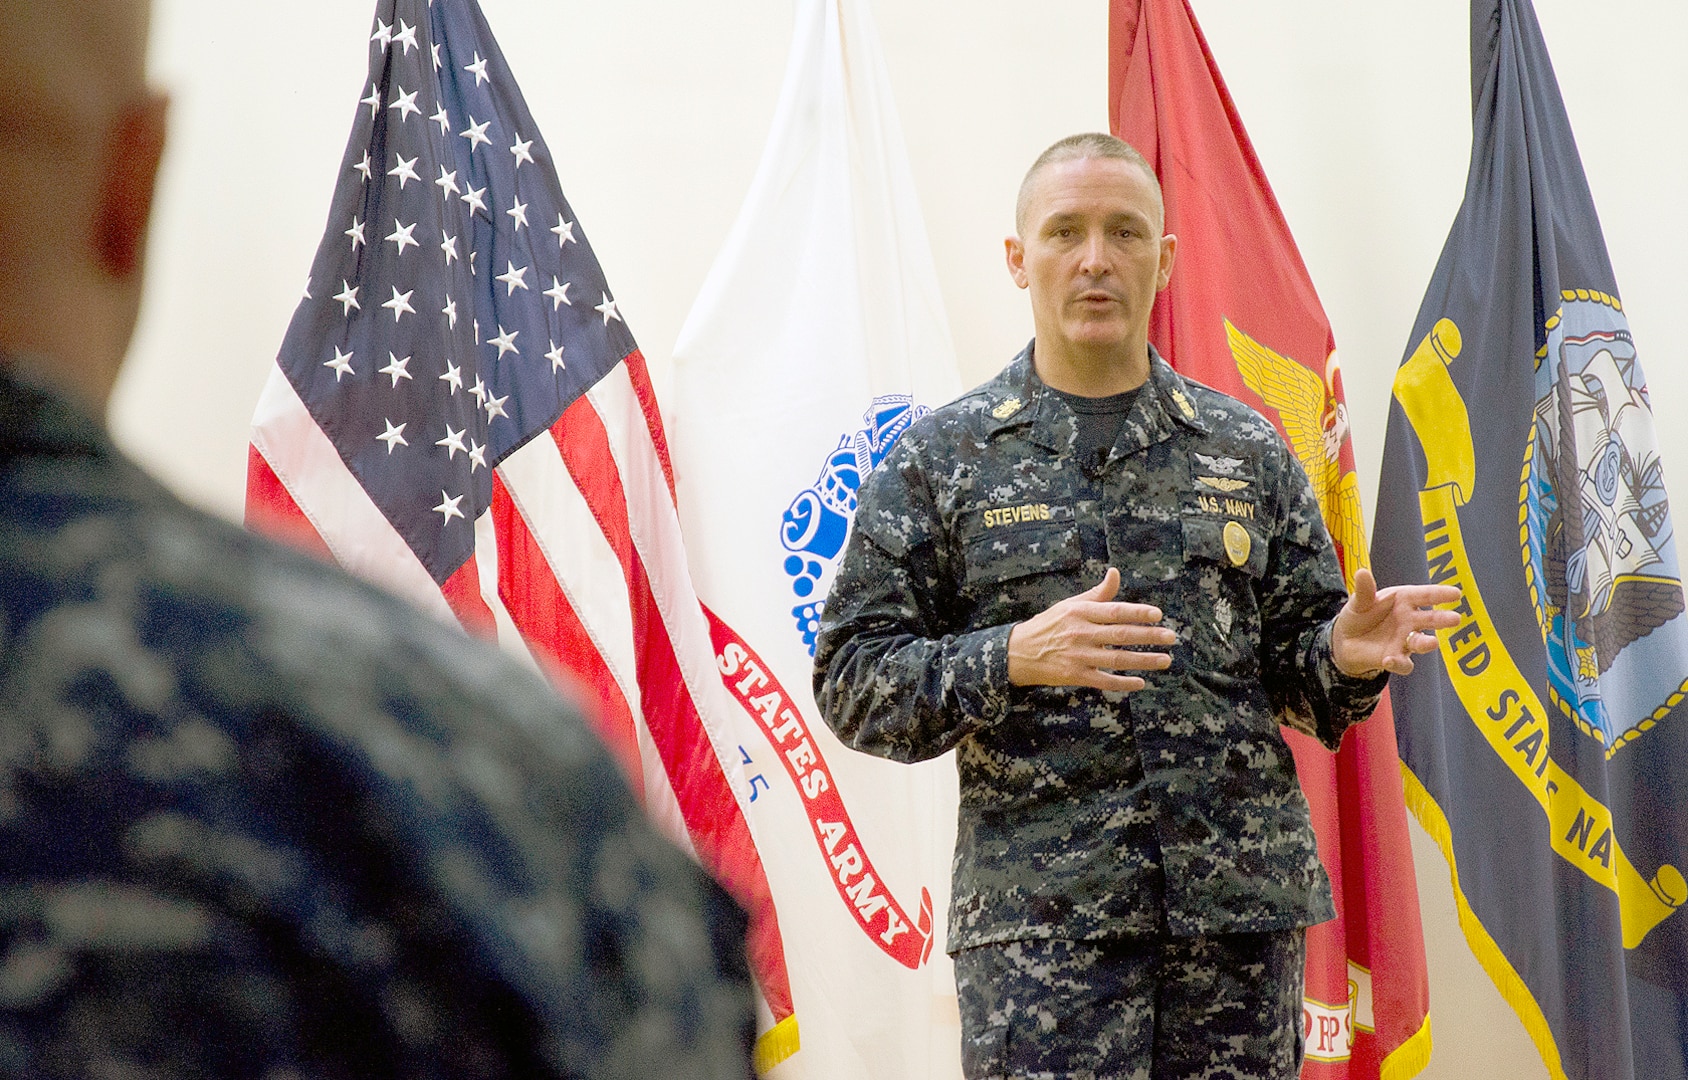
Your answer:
[1110,2,1431,1076]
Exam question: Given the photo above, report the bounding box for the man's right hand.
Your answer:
[1006,567,1175,691]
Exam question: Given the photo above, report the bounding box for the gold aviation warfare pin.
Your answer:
[1196,475,1250,494]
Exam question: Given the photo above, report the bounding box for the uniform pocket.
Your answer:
[963,520,1083,589]
[1181,514,1268,579]
[961,1022,1010,1079]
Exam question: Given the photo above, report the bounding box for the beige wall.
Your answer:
[118,2,1686,1075]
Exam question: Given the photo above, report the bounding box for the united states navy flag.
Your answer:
[1373,2,1688,1077]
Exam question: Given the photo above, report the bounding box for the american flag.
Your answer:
[245,0,793,1041]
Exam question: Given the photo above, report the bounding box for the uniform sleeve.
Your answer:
[1256,442,1388,749]
[812,442,1014,763]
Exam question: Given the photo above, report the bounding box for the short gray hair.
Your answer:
[1015,133,1162,234]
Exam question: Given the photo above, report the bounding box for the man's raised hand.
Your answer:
[1007,567,1176,691]
[1331,567,1462,678]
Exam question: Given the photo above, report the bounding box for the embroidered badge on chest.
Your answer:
[1223,520,1251,567]
[1195,475,1251,494]
[991,397,1023,420]
[1193,452,1247,477]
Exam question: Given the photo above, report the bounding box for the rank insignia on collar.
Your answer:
[1170,386,1197,420]
[991,397,1024,420]
[1223,520,1251,566]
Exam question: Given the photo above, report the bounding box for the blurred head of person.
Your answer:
[0,0,168,413]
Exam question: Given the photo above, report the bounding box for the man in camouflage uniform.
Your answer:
[0,3,752,1076]
[814,133,1458,1078]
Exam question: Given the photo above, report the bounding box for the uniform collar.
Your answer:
[982,341,1210,454]
[0,355,108,461]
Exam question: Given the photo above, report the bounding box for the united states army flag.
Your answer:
[666,0,963,1075]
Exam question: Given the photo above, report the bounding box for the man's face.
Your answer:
[1006,156,1175,357]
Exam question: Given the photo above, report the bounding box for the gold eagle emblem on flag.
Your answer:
[1225,319,1369,588]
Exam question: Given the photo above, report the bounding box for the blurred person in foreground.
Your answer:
[0,2,754,1076]
[815,133,1460,1079]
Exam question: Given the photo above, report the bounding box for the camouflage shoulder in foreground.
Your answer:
[0,369,753,1079]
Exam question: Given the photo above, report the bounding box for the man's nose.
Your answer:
[1077,231,1110,274]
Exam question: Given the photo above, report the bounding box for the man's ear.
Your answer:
[93,93,168,280]
[1155,232,1177,292]
[1005,235,1028,289]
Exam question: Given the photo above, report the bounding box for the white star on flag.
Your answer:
[510,135,534,167]
[361,82,381,119]
[460,116,491,150]
[551,215,575,246]
[436,425,468,459]
[333,280,360,315]
[393,19,418,54]
[376,419,407,453]
[496,262,530,295]
[389,86,421,122]
[544,276,571,309]
[464,52,489,85]
[346,216,366,251]
[389,154,420,189]
[432,490,466,524]
[353,151,373,181]
[595,292,621,325]
[382,286,415,321]
[379,352,413,386]
[431,103,451,136]
[324,346,355,381]
[386,219,419,254]
[507,197,528,231]
[487,325,519,359]
[439,360,463,394]
[546,340,566,370]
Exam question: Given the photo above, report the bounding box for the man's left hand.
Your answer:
[1331,567,1462,678]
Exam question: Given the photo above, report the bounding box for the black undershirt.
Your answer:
[1049,385,1142,472]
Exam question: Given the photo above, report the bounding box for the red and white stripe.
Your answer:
[247,351,794,1022]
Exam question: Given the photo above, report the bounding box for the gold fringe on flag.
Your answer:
[1399,762,1568,1080]
[753,1014,800,1075]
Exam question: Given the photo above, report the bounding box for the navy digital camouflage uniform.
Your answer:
[951,932,1306,1079]
[0,364,754,1079]
[814,344,1384,1076]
